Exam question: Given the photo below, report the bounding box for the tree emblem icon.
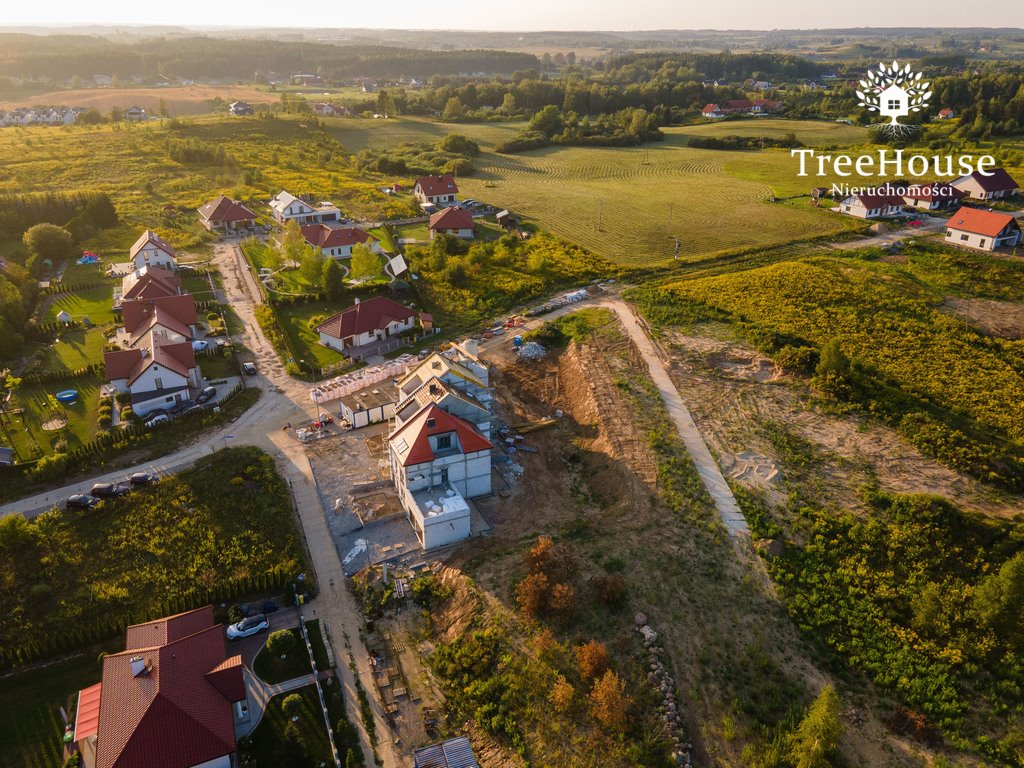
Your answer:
[856,61,932,131]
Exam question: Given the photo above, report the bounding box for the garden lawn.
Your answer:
[198,352,240,380]
[36,327,110,373]
[0,446,306,667]
[274,300,350,368]
[253,627,313,685]
[5,376,102,460]
[394,222,430,242]
[245,685,335,768]
[43,285,119,325]
[0,648,115,768]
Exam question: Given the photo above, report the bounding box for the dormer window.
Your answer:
[435,434,452,450]
[426,417,436,428]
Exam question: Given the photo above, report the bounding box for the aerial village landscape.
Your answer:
[2,6,1024,768]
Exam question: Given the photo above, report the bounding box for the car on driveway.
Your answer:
[196,386,217,404]
[242,362,257,376]
[66,494,99,510]
[90,482,131,499]
[226,614,269,640]
[129,472,160,487]
[191,340,209,352]
[145,413,170,428]
[179,402,205,417]
[169,400,194,416]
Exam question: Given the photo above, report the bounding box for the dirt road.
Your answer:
[491,294,751,538]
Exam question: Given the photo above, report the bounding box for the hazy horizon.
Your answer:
[3,0,1024,33]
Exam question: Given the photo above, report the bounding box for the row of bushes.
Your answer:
[20,365,99,387]
[1,566,295,670]
[45,279,108,295]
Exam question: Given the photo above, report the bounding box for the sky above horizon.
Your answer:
[4,0,1024,31]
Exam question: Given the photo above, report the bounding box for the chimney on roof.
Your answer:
[429,383,440,395]
[129,655,151,677]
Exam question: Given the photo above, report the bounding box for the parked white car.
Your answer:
[191,339,209,352]
[145,413,170,428]
[226,614,269,640]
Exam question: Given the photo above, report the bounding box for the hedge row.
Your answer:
[46,280,109,295]
[0,567,295,670]
[20,365,99,387]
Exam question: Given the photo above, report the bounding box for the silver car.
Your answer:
[226,614,269,640]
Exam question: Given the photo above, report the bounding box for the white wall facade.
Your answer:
[945,227,1021,252]
[133,245,176,271]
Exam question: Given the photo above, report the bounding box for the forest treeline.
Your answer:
[0,35,539,80]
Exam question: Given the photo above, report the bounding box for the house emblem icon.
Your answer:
[878,83,910,124]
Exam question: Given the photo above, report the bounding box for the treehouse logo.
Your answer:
[792,60,995,190]
[856,60,932,138]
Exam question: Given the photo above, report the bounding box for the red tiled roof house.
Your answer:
[300,223,382,259]
[197,195,257,233]
[413,174,459,206]
[950,168,1020,201]
[103,336,199,415]
[945,207,1022,252]
[388,403,493,549]
[428,207,475,240]
[73,606,249,768]
[129,230,177,271]
[838,187,905,219]
[316,296,418,353]
[901,182,965,211]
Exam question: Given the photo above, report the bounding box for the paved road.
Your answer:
[3,242,398,768]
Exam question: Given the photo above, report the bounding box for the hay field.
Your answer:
[0,85,272,115]
[328,117,866,264]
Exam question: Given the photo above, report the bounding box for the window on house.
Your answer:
[980,239,986,248]
[435,434,452,450]
[887,99,901,110]
[154,377,163,389]
[961,234,969,241]
[437,467,449,485]
[945,230,952,237]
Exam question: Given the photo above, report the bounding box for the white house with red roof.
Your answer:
[197,195,257,232]
[937,108,955,120]
[316,296,418,353]
[119,294,198,349]
[73,606,248,768]
[951,168,1020,201]
[130,230,177,271]
[901,182,965,211]
[104,336,200,415]
[389,403,493,549]
[117,265,182,306]
[414,175,459,206]
[428,207,475,239]
[701,103,725,119]
[838,187,905,218]
[301,223,382,259]
[944,207,1022,252]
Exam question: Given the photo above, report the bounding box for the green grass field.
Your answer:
[4,377,103,460]
[325,116,869,264]
[43,286,118,326]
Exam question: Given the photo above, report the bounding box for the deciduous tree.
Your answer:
[575,640,610,683]
[588,669,630,732]
[350,243,381,281]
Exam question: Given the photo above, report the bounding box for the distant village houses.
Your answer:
[950,168,1020,201]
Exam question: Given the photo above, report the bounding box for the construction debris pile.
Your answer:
[517,341,546,360]
[637,613,692,768]
[310,354,418,403]
[526,287,589,316]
